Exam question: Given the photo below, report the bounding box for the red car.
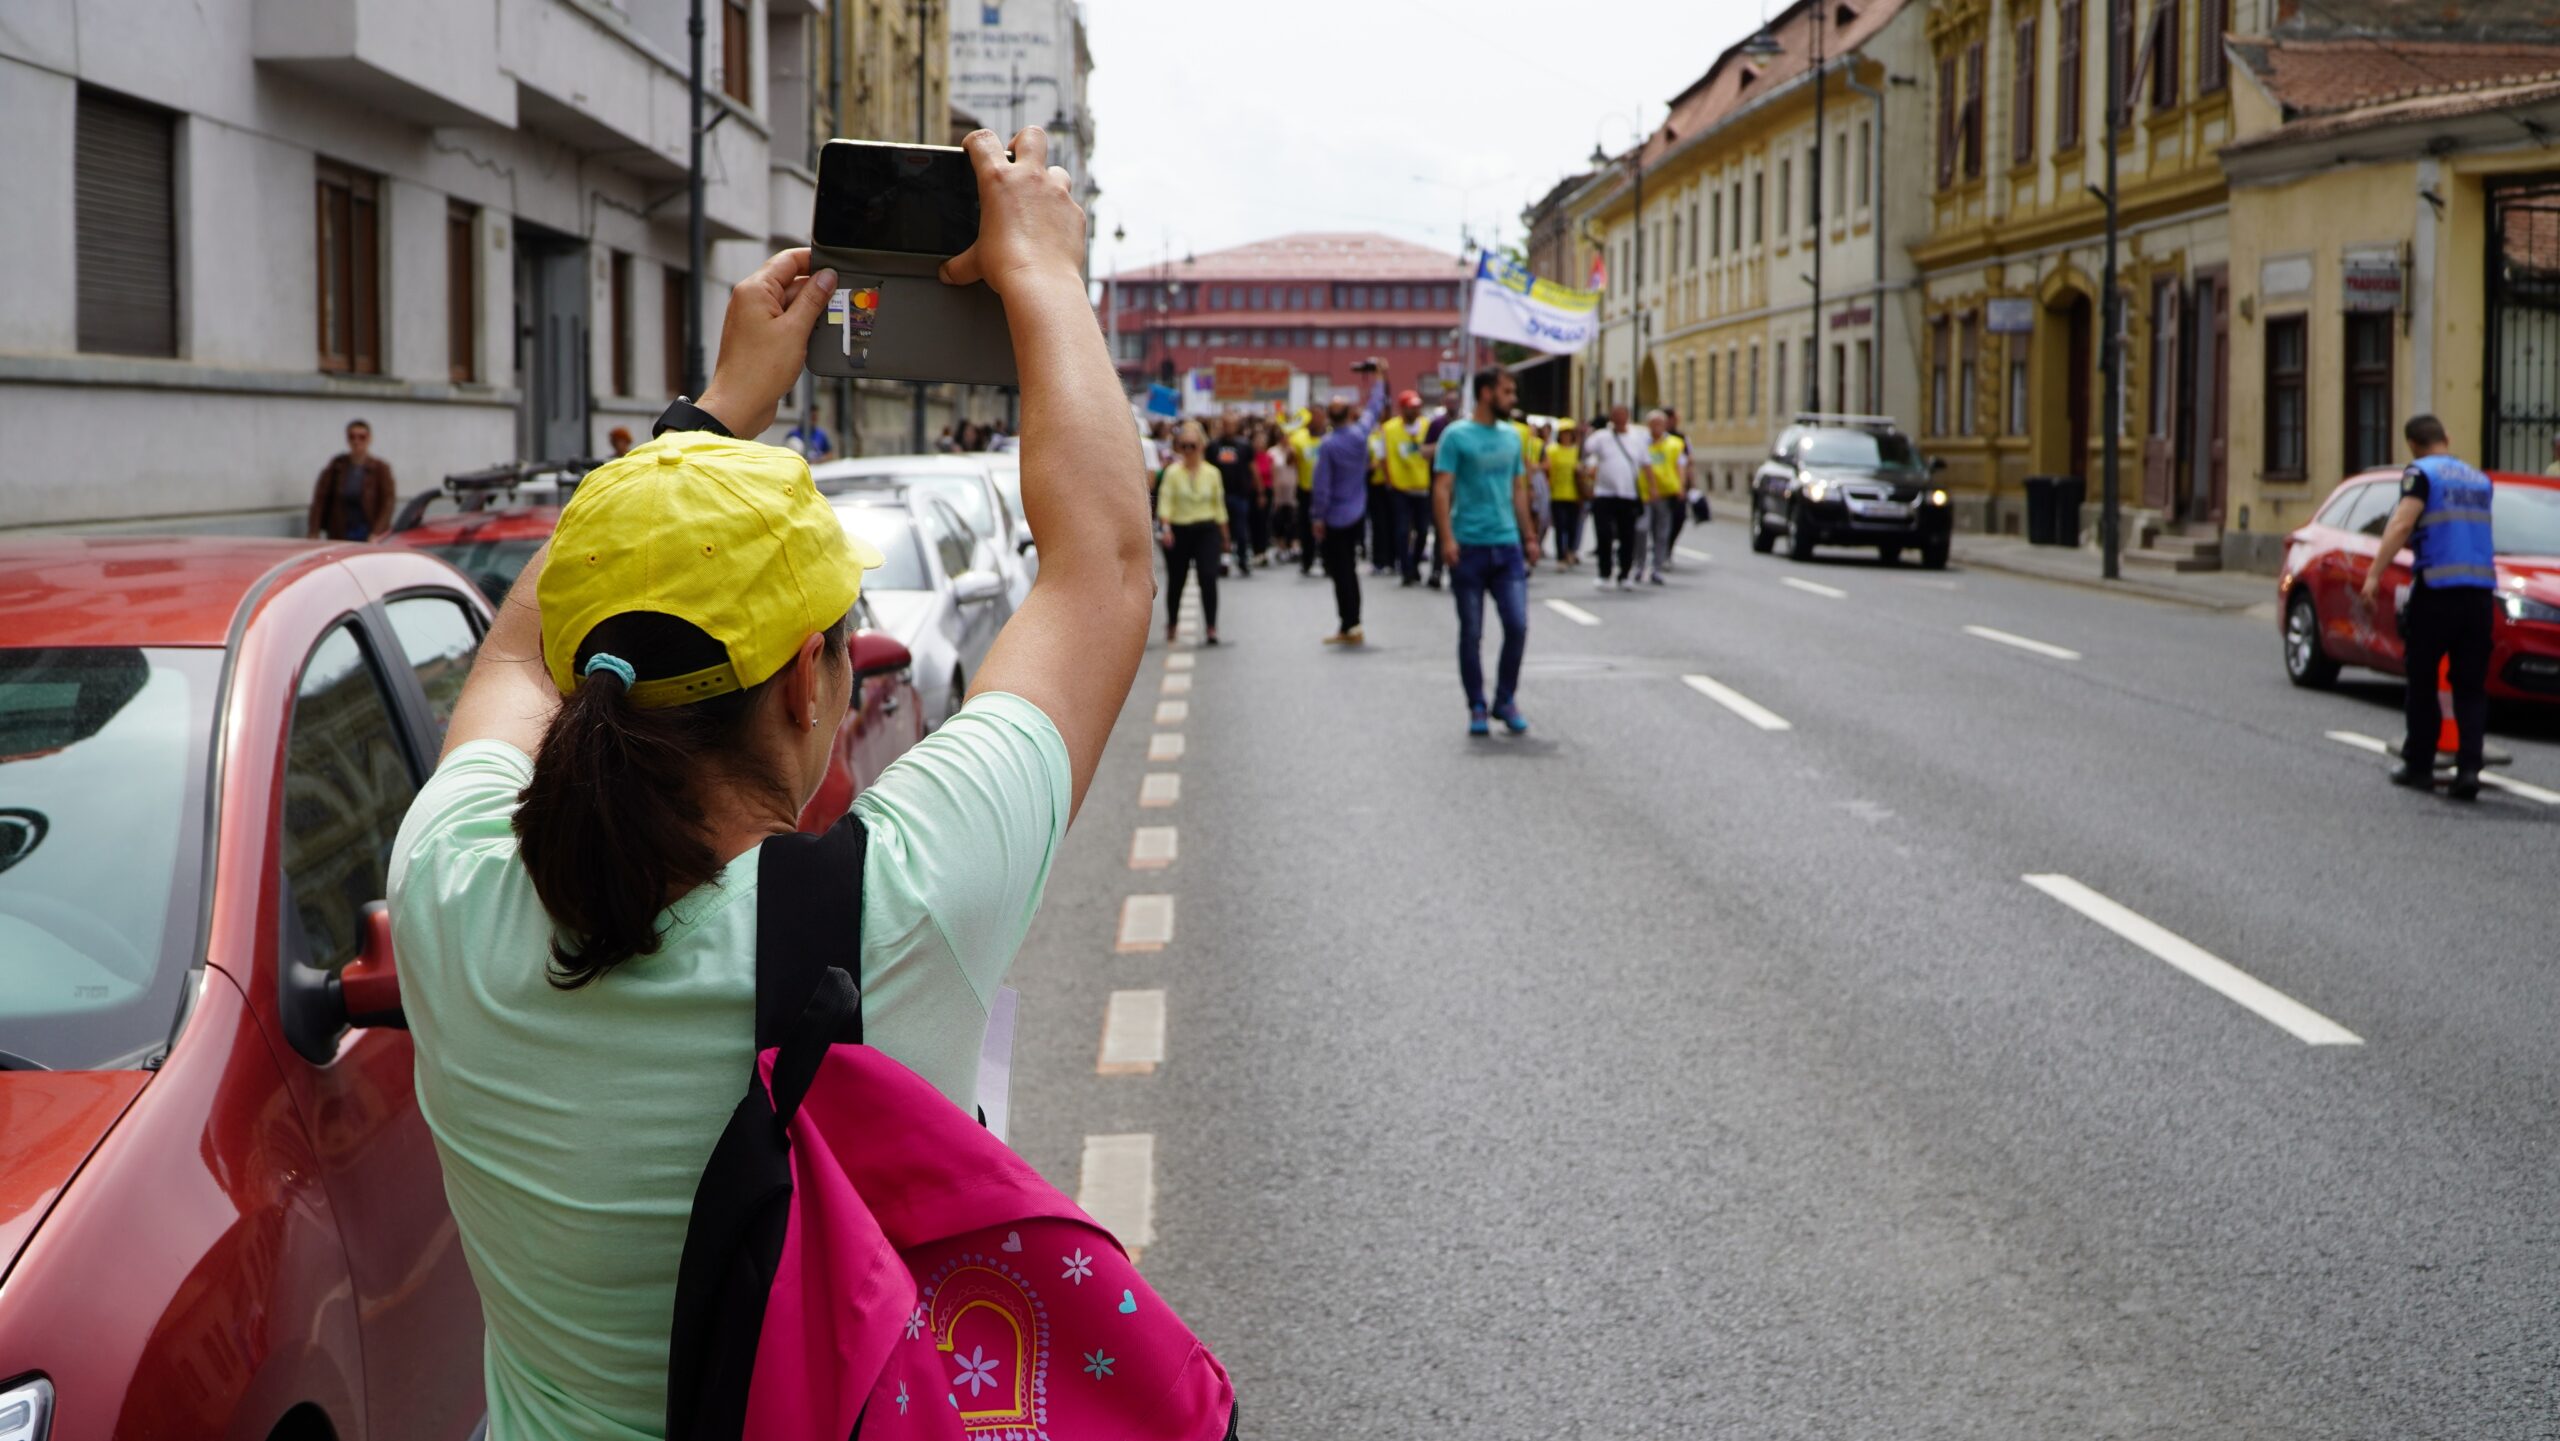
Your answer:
[2278,467,2560,701]
[0,536,918,1441]
[383,504,926,831]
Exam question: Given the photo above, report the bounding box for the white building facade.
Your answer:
[947,0,1096,231]
[1,0,826,534]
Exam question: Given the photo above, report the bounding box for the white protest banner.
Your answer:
[1464,253,1601,355]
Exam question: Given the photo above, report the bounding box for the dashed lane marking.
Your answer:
[1166,652,1196,671]
[1147,732,1186,761]
[1115,893,1174,950]
[1782,576,1847,599]
[1680,672,1793,731]
[1675,546,1714,562]
[1078,1134,1156,1259]
[2326,730,2560,804]
[1097,990,1167,1075]
[1138,772,1181,807]
[1963,624,2083,661]
[2023,874,2362,1045]
[1128,825,1178,869]
[1543,598,1603,627]
[1154,700,1188,724]
[1161,672,1193,694]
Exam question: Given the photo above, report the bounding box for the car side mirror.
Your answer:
[1930,456,1949,473]
[335,903,407,1031]
[955,571,1005,604]
[851,631,913,681]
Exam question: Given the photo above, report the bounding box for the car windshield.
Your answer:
[416,536,545,607]
[1799,429,1923,472]
[0,647,219,1070]
[2495,482,2560,557]
[909,474,997,541]
[832,506,935,591]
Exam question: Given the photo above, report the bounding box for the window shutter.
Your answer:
[1963,42,1985,178]
[2150,0,2180,109]
[2013,19,2038,165]
[76,89,178,357]
[2058,0,2084,148]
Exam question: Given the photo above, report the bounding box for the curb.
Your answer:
[1950,545,2270,613]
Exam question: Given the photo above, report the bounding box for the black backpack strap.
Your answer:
[754,812,868,1053]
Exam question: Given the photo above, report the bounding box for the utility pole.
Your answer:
[684,0,707,399]
[2099,6,2123,580]
[911,0,933,453]
[1809,0,1825,414]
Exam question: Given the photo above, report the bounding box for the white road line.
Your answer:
[2022,874,2362,1046]
[1147,732,1186,761]
[1154,699,1188,725]
[1138,772,1181,808]
[2327,730,2560,804]
[1963,624,2083,661]
[1680,672,1793,731]
[1115,893,1175,951]
[1078,1133,1156,1256]
[1782,576,1847,599]
[1161,672,1193,695]
[1128,825,1178,869]
[1097,990,1167,1075]
[1165,652,1196,671]
[1675,546,1714,562]
[1543,598,1603,627]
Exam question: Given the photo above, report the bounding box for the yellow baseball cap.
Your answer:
[539,433,882,708]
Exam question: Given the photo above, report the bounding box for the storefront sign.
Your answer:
[1828,305,1874,331]
[1985,297,2036,334]
[2342,254,2403,313]
[2260,254,2313,298]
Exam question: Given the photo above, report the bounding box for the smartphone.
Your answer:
[805,140,1020,388]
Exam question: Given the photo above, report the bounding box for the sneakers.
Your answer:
[1323,627,1365,646]
[1618,575,1634,591]
[1494,702,1529,735]
[1594,575,1612,592]
[1468,704,1491,737]
[1649,571,1666,586]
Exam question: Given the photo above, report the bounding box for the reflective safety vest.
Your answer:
[2408,453,2496,590]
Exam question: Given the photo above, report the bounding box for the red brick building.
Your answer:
[1102,232,1470,400]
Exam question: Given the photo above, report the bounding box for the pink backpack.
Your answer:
[666,818,1237,1440]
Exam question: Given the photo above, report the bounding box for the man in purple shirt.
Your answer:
[1310,360,1388,645]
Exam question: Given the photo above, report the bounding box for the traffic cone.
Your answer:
[2432,655,2459,765]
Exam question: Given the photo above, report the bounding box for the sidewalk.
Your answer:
[1946,531,2273,613]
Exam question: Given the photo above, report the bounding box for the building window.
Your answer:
[2265,314,2307,478]
[1803,151,1816,229]
[1710,192,1722,259]
[2110,0,2135,128]
[2007,341,2028,434]
[2198,0,2228,93]
[1959,312,1980,433]
[1930,317,1950,435]
[1854,122,1871,210]
[1803,335,1818,411]
[1749,342,1762,416]
[1399,285,1416,308]
[2146,0,2181,111]
[1936,54,1958,188]
[1776,339,1789,417]
[2058,0,2085,149]
[1753,172,1765,242]
[1778,157,1793,236]
[2344,313,2394,474]
[1857,338,1875,413]
[1727,345,1739,419]
[1962,42,1985,179]
[1733,182,1744,249]
[2012,18,2038,166]
[722,0,751,104]
[2148,278,2177,438]
[664,265,689,394]
[315,160,381,374]
[1833,130,1849,218]
[1207,285,1223,308]
[1705,352,1718,420]
[449,203,479,383]
[76,88,178,358]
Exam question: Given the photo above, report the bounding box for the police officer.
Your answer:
[2359,413,2495,801]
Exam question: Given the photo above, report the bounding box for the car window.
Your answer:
[1771,428,1800,460]
[2494,481,2560,557]
[384,596,479,742]
[833,505,934,591]
[1797,428,1921,470]
[2345,483,2399,537]
[2311,483,2368,530]
[916,473,998,541]
[420,536,544,608]
[920,499,975,579]
[281,625,419,972]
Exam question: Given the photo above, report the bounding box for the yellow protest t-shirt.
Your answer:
[1288,428,1321,493]
[1546,443,1582,502]
[1644,433,1688,502]
[1380,415,1433,494]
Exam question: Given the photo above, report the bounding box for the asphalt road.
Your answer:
[998,518,2560,1440]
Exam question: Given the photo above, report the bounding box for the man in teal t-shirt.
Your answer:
[1431,366,1541,736]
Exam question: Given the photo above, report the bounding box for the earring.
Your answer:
[808,707,818,730]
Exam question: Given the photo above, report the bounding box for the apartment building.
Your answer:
[2,0,829,534]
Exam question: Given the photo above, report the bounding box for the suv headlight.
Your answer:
[1803,479,1831,503]
[0,1379,53,1441]
[2502,592,2560,625]
[1927,489,1950,506]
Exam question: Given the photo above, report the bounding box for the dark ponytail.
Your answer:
[513,610,845,988]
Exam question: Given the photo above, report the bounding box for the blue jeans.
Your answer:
[1451,542,1530,710]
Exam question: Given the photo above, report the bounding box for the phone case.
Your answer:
[805,246,1020,388]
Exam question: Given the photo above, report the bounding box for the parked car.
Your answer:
[814,455,1035,609]
[829,489,1011,730]
[1750,414,1954,567]
[2277,466,2560,702]
[0,536,493,1441]
[977,450,1035,558]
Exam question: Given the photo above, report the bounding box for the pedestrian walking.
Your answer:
[1582,405,1648,590]
[1311,361,1389,643]
[1643,409,1689,584]
[1366,426,1396,574]
[383,128,1156,1438]
[1156,422,1230,644]
[1545,418,1583,568]
[1379,390,1435,586]
[1261,422,1296,565]
[1290,407,1328,575]
[306,418,397,542]
[1433,367,1540,734]
[1206,416,1258,578]
[2361,413,2496,800]
[1513,411,1549,570]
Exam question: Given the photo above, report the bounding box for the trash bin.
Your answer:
[2050,476,2087,547]
[2023,475,2059,545]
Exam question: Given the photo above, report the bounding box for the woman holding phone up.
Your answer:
[385,126,1153,1439]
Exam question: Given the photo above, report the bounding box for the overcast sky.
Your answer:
[1079,0,1773,278]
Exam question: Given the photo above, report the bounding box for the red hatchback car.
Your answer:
[2277,467,2560,701]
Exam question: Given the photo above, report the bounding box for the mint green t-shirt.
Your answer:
[386,691,1071,1441]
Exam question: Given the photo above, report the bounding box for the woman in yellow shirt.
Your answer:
[1545,419,1584,569]
[1156,420,1230,644]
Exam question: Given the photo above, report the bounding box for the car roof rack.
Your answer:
[388,456,608,533]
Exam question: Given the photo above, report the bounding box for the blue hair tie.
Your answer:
[581,653,638,688]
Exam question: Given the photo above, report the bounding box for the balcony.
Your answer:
[252,0,514,128]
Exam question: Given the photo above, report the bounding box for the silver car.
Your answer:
[815,455,1035,611]
[830,490,1011,731]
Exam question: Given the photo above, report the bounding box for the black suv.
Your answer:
[1749,415,1953,567]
